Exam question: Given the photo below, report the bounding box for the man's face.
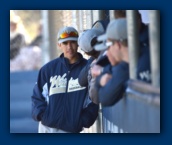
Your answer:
[106,40,119,66]
[58,40,78,60]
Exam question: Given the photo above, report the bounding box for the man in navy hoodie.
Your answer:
[31,26,98,133]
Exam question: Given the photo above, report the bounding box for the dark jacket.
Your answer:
[78,56,99,112]
[32,53,98,133]
[137,43,151,83]
[78,57,95,87]
[96,62,129,106]
[137,23,151,83]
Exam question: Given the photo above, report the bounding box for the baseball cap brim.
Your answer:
[58,37,78,43]
[94,33,108,51]
[94,41,108,51]
[97,34,107,42]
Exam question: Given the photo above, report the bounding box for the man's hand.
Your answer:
[91,64,103,78]
[100,73,112,87]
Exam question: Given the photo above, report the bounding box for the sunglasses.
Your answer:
[106,41,114,48]
[59,31,78,39]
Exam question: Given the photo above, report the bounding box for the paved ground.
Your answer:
[10,70,39,133]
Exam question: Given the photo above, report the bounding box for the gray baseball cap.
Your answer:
[94,18,127,51]
[57,26,79,43]
[78,29,103,53]
[92,21,105,33]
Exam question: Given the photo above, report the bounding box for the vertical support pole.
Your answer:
[41,10,50,65]
[90,10,93,26]
[127,10,139,80]
[109,10,115,20]
[48,10,58,60]
[98,10,107,20]
[149,10,160,87]
[99,104,103,133]
[79,10,83,33]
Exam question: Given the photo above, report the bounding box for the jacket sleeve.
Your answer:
[31,68,48,121]
[89,64,112,104]
[89,77,99,104]
[81,102,99,128]
[78,64,89,87]
[97,62,129,106]
[78,58,94,86]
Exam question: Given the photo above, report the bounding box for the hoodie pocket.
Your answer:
[41,107,51,126]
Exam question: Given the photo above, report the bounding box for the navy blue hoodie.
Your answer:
[32,53,98,133]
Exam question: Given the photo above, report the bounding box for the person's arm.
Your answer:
[97,62,129,106]
[78,65,89,86]
[89,64,112,104]
[78,58,93,86]
[31,68,48,121]
[89,77,99,104]
[91,64,103,78]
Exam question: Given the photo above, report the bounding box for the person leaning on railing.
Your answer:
[93,18,151,106]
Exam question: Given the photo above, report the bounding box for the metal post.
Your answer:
[109,10,115,20]
[92,10,99,23]
[79,10,83,32]
[127,10,140,80]
[90,10,93,26]
[149,10,160,87]
[41,10,50,65]
[86,10,93,29]
[98,10,107,20]
[96,10,110,133]
[99,104,103,133]
[96,10,105,133]
[48,10,58,60]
